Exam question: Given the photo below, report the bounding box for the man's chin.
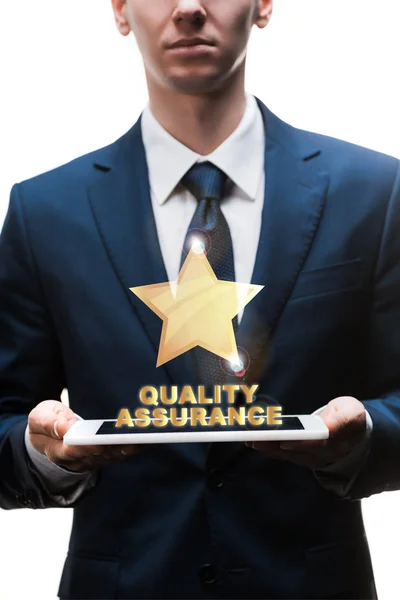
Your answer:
[166,73,226,95]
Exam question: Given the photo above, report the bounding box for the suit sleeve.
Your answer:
[349,159,400,499]
[0,184,87,509]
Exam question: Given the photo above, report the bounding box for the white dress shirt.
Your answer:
[143,93,265,290]
[24,93,372,501]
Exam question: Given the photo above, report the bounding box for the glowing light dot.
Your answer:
[192,238,205,254]
[230,359,244,373]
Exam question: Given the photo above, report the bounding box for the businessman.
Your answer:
[1,0,400,598]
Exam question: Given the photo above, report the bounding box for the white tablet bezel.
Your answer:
[63,414,329,445]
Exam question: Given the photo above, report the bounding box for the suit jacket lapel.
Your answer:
[88,117,197,388]
[88,117,205,469]
[210,100,329,470]
[236,99,329,385]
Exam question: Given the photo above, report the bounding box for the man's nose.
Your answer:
[172,0,207,30]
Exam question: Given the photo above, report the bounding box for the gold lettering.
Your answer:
[198,386,213,404]
[267,406,282,425]
[153,408,169,427]
[139,386,158,406]
[222,385,240,404]
[214,385,221,404]
[134,407,151,427]
[170,408,188,427]
[178,386,197,404]
[248,406,265,426]
[115,408,133,428]
[209,407,227,426]
[160,385,178,405]
[190,407,208,426]
[240,384,259,404]
[227,406,246,426]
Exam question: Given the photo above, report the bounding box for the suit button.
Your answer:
[18,491,35,508]
[199,564,217,585]
[207,468,224,490]
[25,491,35,507]
[19,494,29,507]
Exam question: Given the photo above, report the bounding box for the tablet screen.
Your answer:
[95,416,305,435]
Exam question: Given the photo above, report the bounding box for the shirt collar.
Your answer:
[141,93,265,206]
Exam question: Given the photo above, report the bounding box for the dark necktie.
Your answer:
[180,161,238,385]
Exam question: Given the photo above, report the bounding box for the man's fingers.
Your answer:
[29,402,147,453]
[54,443,145,472]
[54,414,78,438]
[321,396,366,442]
[249,442,328,468]
[245,441,289,461]
[245,438,327,453]
[245,397,367,469]
[30,433,145,472]
[28,399,149,472]
[28,400,78,439]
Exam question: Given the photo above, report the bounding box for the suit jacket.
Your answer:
[1,98,399,600]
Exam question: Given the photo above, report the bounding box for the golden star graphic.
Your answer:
[130,248,264,367]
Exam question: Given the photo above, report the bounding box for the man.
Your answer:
[0,0,399,598]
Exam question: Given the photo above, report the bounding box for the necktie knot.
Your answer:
[181,161,228,202]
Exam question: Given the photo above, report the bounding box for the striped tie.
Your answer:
[180,161,238,385]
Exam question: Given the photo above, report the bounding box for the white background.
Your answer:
[0,1,399,599]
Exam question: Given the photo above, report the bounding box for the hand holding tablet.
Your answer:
[31,397,371,473]
[27,400,144,473]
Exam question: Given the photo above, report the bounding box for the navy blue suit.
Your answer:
[1,98,400,599]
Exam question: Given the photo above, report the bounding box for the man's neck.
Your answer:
[146,68,247,156]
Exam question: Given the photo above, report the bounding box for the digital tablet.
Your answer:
[63,415,329,445]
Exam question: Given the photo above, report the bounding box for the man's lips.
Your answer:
[167,37,216,49]
[166,39,217,57]
[168,45,217,56]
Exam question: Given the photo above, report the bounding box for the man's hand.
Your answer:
[246,396,367,469]
[28,400,143,473]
